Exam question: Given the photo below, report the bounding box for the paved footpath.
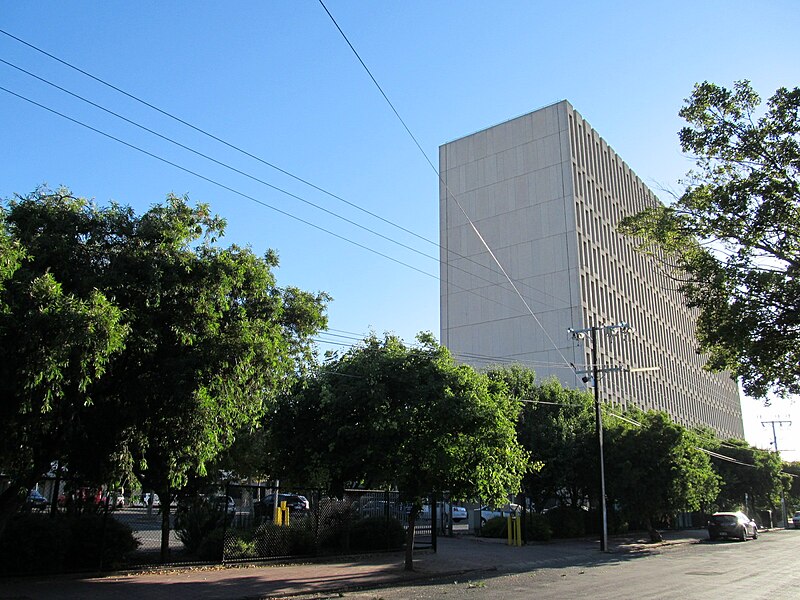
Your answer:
[0,530,710,600]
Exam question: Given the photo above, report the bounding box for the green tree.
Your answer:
[1,188,328,557]
[487,369,596,512]
[605,410,720,542]
[784,462,800,513]
[702,438,785,517]
[619,81,800,399]
[0,211,126,536]
[270,333,530,570]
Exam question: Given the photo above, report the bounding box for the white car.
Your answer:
[419,502,467,523]
[792,511,800,529]
[479,503,521,526]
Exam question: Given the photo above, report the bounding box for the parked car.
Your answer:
[420,502,467,523]
[479,503,521,526]
[357,499,408,521]
[792,511,800,529]
[256,493,310,519]
[210,495,236,515]
[708,511,758,541]
[24,489,49,511]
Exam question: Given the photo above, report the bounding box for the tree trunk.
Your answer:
[404,505,419,571]
[645,517,662,542]
[157,487,172,562]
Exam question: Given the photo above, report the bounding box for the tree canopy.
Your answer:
[605,410,720,542]
[0,188,329,552]
[700,437,786,515]
[486,368,596,512]
[619,81,800,399]
[269,333,530,570]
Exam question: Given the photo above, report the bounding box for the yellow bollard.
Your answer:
[282,500,289,526]
[507,513,522,546]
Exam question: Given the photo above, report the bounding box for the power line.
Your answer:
[0,28,572,312]
[0,57,439,266]
[0,85,436,280]
[317,1,576,373]
[0,85,552,323]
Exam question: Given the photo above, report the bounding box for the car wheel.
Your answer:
[752,529,758,539]
[739,528,747,542]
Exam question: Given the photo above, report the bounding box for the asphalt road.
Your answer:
[323,529,800,600]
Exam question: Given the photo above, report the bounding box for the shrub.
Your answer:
[348,516,405,551]
[478,516,508,538]
[545,506,588,538]
[197,527,225,561]
[224,533,257,560]
[65,513,140,570]
[253,521,315,557]
[318,501,357,552]
[0,514,71,574]
[175,497,229,555]
[525,513,552,541]
[0,513,139,574]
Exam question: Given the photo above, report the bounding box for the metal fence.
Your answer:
[2,481,436,574]
[219,486,434,563]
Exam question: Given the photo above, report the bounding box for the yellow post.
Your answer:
[281,500,289,526]
[507,512,522,546]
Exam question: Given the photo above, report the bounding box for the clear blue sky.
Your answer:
[1,1,798,458]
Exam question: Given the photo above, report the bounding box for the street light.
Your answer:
[569,322,634,552]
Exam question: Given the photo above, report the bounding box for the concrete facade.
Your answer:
[439,101,743,438]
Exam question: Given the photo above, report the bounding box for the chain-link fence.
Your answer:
[0,481,437,574]
[218,486,433,563]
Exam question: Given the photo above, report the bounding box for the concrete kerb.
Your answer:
[0,529,731,600]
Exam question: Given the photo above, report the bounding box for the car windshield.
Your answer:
[710,515,737,525]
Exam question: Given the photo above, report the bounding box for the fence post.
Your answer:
[221,481,230,564]
[99,496,110,573]
[431,492,437,553]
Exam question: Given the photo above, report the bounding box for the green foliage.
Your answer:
[224,532,258,560]
[702,438,786,512]
[0,192,127,526]
[174,497,231,555]
[605,410,720,537]
[348,516,405,551]
[619,81,800,399]
[269,333,530,571]
[525,513,552,541]
[197,527,225,561]
[479,513,551,541]
[502,373,595,511]
[478,516,508,538]
[65,513,141,570]
[0,513,139,574]
[0,188,328,552]
[270,334,530,505]
[544,506,588,538]
[784,462,800,511]
[253,521,316,557]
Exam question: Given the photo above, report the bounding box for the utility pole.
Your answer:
[569,322,634,552]
[761,419,791,528]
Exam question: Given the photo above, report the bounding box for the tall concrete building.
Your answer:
[439,101,743,438]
